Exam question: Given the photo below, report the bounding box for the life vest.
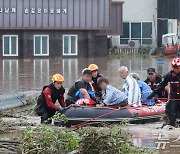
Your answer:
[38,83,65,106]
[169,72,180,96]
[170,81,180,95]
[145,75,168,98]
[67,78,92,98]
[92,74,103,91]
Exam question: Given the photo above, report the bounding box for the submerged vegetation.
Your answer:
[19,123,157,154]
[109,44,152,56]
[18,113,157,154]
[20,125,80,154]
[0,98,157,154]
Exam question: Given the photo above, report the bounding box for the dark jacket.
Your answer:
[92,74,103,91]
[37,83,66,111]
[144,74,168,98]
[149,70,180,99]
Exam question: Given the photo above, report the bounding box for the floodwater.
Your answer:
[0,54,174,95]
[0,54,179,153]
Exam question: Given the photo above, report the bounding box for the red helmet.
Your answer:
[171,57,180,69]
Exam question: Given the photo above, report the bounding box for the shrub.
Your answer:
[19,126,80,154]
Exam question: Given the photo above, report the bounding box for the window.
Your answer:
[3,35,18,56]
[120,23,129,44]
[142,22,152,44]
[34,35,49,56]
[120,22,152,45]
[63,35,78,55]
[131,23,141,38]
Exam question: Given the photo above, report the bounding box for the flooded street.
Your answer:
[0,54,179,153]
[0,55,174,95]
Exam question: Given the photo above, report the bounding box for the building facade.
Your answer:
[111,0,157,48]
[0,0,123,58]
[157,0,180,47]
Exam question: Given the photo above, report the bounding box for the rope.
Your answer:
[70,97,180,128]
[71,106,123,128]
[158,98,180,101]
[71,98,147,128]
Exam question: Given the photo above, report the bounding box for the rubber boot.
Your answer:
[169,116,176,127]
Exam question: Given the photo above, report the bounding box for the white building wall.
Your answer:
[112,0,157,48]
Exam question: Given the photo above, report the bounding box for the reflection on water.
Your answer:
[0,55,174,95]
[129,123,180,153]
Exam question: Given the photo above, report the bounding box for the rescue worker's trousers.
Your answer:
[36,105,56,123]
[165,100,180,126]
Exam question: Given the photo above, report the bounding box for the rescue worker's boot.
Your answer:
[169,116,176,127]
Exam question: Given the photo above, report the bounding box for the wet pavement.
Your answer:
[0,55,174,95]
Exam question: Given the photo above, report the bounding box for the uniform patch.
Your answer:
[48,95,51,98]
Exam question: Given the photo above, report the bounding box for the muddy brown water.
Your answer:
[0,54,179,153]
[0,55,173,95]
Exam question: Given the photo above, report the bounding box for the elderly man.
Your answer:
[118,66,141,107]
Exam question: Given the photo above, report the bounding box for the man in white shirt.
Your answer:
[118,66,141,107]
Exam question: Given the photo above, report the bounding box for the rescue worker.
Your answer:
[65,68,93,106]
[144,68,168,98]
[97,77,128,107]
[131,73,155,106]
[88,64,103,91]
[36,74,66,123]
[118,66,141,107]
[147,57,180,126]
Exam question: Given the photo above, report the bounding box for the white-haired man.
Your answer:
[118,66,141,107]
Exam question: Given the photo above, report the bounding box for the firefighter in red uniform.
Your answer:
[147,58,180,126]
[88,64,103,91]
[36,74,66,123]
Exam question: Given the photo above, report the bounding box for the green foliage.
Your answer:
[43,112,68,124]
[19,125,80,154]
[138,45,152,54]
[19,123,157,154]
[77,124,156,154]
[26,98,36,105]
[51,112,68,124]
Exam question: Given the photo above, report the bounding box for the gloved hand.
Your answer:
[147,92,156,100]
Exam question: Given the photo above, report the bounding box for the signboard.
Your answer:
[0,7,67,14]
[0,0,110,29]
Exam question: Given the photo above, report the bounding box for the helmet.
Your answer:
[88,64,99,71]
[52,74,64,82]
[171,57,180,69]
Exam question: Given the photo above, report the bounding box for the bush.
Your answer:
[138,45,152,54]
[78,125,156,154]
[19,125,80,154]
[19,123,157,154]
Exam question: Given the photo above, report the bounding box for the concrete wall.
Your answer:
[112,0,158,48]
